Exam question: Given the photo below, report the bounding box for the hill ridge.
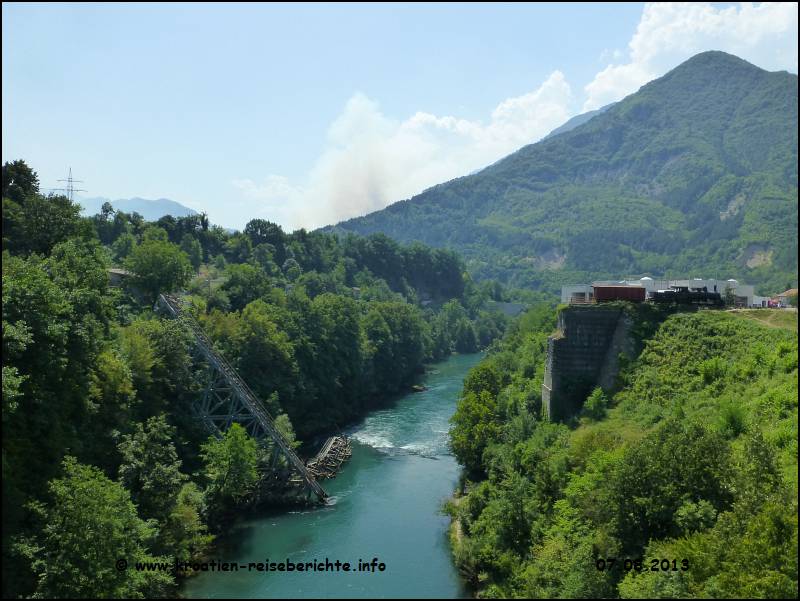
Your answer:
[329,51,798,295]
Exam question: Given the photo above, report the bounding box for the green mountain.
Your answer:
[541,102,614,140]
[329,52,798,295]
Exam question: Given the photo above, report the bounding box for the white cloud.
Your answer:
[584,2,798,110]
[235,71,573,230]
[233,2,798,231]
[232,174,298,203]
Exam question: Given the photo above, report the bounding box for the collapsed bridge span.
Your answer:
[157,294,328,503]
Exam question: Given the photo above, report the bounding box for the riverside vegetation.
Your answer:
[448,304,798,598]
[2,160,514,598]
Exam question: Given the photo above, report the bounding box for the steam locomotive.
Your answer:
[649,285,725,307]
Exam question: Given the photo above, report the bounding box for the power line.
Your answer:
[49,167,86,202]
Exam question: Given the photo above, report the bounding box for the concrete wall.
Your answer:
[542,306,633,422]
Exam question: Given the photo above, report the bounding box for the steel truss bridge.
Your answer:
[157,294,327,503]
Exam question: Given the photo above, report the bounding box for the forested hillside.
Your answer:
[331,52,798,296]
[2,160,510,598]
[448,305,798,598]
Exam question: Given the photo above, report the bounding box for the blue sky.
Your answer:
[2,2,797,230]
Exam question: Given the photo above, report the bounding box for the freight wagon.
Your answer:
[592,285,647,303]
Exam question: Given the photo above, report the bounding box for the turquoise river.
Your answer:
[183,352,482,599]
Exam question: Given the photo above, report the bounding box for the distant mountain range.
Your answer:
[77,196,198,220]
[327,51,798,295]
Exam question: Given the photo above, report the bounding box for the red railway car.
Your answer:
[592,285,646,302]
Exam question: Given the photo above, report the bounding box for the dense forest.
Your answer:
[447,304,798,598]
[2,159,512,598]
[331,52,799,297]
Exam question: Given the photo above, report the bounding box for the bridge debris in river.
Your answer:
[307,436,352,479]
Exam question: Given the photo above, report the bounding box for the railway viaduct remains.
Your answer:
[542,305,637,421]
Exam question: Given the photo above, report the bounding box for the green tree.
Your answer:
[1,316,33,448]
[438,299,478,352]
[160,483,213,564]
[224,233,253,264]
[100,201,115,219]
[1,197,24,251]
[282,257,302,282]
[1,358,27,414]
[244,219,284,247]
[309,294,365,420]
[180,233,203,271]
[142,226,168,242]
[582,387,608,420]
[118,415,187,525]
[297,270,335,298]
[12,194,86,255]
[221,263,271,311]
[93,202,118,244]
[274,413,299,449]
[244,219,286,263]
[201,423,259,510]
[231,300,299,412]
[117,318,192,416]
[21,457,172,598]
[611,420,733,553]
[2,159,39,203]
[86,348,137,467]
[365,301,426,394]
[253,243,280,275]
[450,390,502,476]
[453,317,478,352]
[3,242,111,548]
[462,359,506,398]
[362,306,394,395]
[124,239,193,302]
[111,231,137,262]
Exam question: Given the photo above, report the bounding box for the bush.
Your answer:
[582,387,608,420]
[717,400,747,438]
[674,499,718,534]
[699,356,727,385]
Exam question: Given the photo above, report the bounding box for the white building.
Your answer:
[560,284,594,304]
[561,277,763,307]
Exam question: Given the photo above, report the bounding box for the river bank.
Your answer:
[183,352,482,599]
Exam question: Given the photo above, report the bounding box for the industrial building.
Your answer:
[775,288,798,307]
[561,277,769,308]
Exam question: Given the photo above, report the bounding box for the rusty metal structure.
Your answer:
[307,436,352,479]
[593,285,647,303]
[156,294,327,503]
